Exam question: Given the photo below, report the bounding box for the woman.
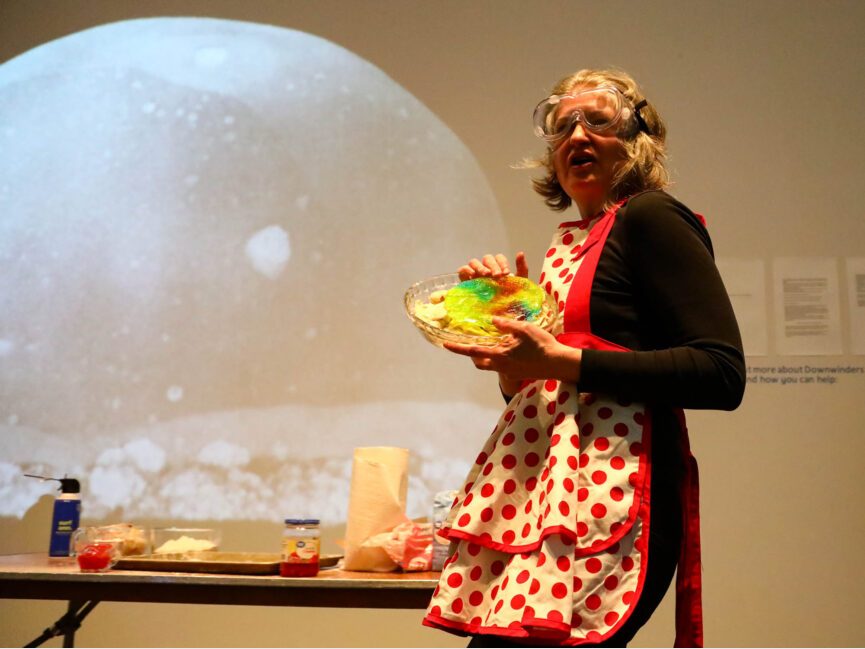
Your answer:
[421,69,745,647]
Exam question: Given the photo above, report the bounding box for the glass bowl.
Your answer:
[71,527,122,572]
[404,273,558,348]
[150,527,220,557]
[93,523,150,557]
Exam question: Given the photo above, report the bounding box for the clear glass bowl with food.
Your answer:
[404,273,558,348]
[95,523,150,556]
[150,527,220,558]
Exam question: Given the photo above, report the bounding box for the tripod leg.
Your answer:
[62,601,99,648]
[24,600,100,648]
[62,600,78,648]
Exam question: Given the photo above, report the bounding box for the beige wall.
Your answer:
[2,1,864,646]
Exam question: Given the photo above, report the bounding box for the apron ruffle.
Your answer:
[442,382,649,557]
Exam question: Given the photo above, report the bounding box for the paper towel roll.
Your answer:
[343,446,409,571]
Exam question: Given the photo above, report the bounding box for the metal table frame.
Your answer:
[0,554,438,647]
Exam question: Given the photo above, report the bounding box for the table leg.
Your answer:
[24,600,100,648]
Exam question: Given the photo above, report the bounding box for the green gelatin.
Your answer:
[444,276,546,336]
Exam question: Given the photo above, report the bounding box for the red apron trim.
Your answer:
[674,410,703,648]
[556,331,629,353]
[521,617,576,638]
[559,215,598,230]
[563,200,626,334]
[441,524,578,554]
[423,611,572,641]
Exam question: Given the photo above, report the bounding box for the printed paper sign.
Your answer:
[846,257,865,355]
[773,257,842,355]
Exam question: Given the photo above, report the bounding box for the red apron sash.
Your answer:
[674,411,703,648]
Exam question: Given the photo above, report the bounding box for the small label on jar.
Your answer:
[282,537,320,564]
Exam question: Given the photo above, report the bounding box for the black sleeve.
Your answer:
[579,192,746,410]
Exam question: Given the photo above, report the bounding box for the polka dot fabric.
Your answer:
[572,394,647,554]
[441,387,645,554]
[427,513,649,645]
[538,219,595,337]
[423,215,654,645]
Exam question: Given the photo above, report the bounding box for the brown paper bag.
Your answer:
[343,447,409,571]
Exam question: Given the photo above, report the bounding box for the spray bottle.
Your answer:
[24,474,82,559]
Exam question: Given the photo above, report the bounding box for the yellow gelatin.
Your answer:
[443,276,546,336]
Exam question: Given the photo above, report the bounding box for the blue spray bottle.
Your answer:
[25,474,82,558]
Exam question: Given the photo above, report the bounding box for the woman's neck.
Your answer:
[576,198,605,221]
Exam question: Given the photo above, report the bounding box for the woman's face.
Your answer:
[551,87,627,218]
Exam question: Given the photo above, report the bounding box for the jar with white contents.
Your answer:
[280,518,320,577]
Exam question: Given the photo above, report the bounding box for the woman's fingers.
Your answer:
[442,341,500,358]
[457,253,516,279]
[457,252,526,281]
[515,251,529,278]
[469,258,492,277]
[457,265,475,281]
[458,259,490,280]
[482,254,506,277]
[494,254,510,276]
[491,316,528,335]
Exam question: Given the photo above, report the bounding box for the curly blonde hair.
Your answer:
[525,68,669,212]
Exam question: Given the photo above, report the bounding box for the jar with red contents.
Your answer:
[71,527,121,573]
[280,519,320,577]
[77,542,116,572]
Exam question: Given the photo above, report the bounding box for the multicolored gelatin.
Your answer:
[443,276,546,336]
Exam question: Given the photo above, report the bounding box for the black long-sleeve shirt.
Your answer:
[579,190,745,410]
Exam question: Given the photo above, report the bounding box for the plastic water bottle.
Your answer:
[432,490,457,571]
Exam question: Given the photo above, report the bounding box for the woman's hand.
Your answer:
[444,316,582,385]
[457,252,529,281]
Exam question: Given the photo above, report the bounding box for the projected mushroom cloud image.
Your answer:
[0,18,507,521]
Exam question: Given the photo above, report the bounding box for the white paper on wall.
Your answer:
[716,258,768,356]
[772,257,842,355]
[845,257,865,355]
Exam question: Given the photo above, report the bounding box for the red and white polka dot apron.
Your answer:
[423,199,703,647]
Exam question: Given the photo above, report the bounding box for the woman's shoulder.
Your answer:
[623,189,695,220]
[617,190,713,252]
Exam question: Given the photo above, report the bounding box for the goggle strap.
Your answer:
[633,99,650,134]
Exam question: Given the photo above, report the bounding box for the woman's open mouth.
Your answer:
[568,151,596,168]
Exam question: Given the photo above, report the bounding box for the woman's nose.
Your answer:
[568,120,589,142]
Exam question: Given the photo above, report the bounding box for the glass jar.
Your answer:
[280,518,320,577]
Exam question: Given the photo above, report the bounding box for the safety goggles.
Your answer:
[532,86,648,144]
